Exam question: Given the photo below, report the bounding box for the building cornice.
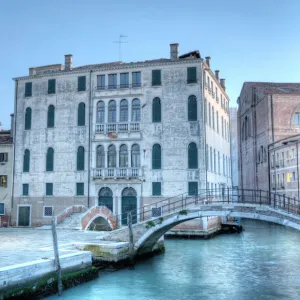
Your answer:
[13,58,203,81]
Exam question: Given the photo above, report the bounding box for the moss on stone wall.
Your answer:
[1,266,98,299]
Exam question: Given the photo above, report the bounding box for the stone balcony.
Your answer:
[95,122,140,134]
[92,167,142,179]
[94,84,143,97]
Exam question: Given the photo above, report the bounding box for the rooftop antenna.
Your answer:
[113,34,128,61]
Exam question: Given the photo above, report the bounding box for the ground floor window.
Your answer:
[188,182,198,196]
[152,182,161,196]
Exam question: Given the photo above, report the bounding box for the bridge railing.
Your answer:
[113,187,300,227]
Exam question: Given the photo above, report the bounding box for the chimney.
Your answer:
[29,68,36,76]
[170,43,179,60]
[65,54,73,70]
[220,79,226,91]
[10,114,14,138]
[205,56,211,67]
[215,70,220,81]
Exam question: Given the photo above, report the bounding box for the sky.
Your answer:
[1,0,300,129]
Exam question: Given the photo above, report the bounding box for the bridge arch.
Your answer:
[134,209,300,256]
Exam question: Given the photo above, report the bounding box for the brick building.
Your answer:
[0,129,13,226]
[238,82,300,193]
[12,43,231,227]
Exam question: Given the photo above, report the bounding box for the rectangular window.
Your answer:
[152,70,161,86]
[97,75,105,90]
[76,183,84,196]
[152,182,161,196]
[23,184,29,196]
[188,182,198,196]
[187,67,197,83]
[46,183,53,196]
[44,206,53,217]
[25,82,32,97]
[78,76,86,92]
[293,172,296,181]
[132,72,141,87]
[0,175,7,187]
[0,153,8,162]
[48,79,56,94]
[108,74,117,89]
[120,73,129,88]
[0,203,4,215]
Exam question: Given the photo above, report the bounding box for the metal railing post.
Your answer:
[227,187,230,204]
[288,197,290,214]
[274,193,276,209]
[259,189,262,206]
[283,194,285,209]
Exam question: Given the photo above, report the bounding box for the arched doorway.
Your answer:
[121,187,137,225]
[98,187,113,212]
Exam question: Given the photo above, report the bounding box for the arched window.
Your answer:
[245,116,248,140]
[77,146,85,171]
[25,107,32,130]
[119,144,128,167]
[47,105,55,128]
[188,95,197,121]
[152,144,161,169]
[188,142,198,169]
[216,111,219,133]
[241,121,245,141]
[152,97,161,122]
[213,149,216,172]
[131,144,140,167]
[96,145,105,168]
[120,99,128,122]
[23,149,30,172]
[97,101,105,123]
[132,98,141,122]
[294,108,300,125]
[78,102,85,126]
[221,116,224,137]
[46,147,54,171]
[108,145,116,167]
[108,100,116,123]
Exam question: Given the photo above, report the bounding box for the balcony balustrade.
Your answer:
[97,83,142,90]
[95,122,140,134]
[93,167,142,179]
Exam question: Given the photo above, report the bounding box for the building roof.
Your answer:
[243,82,300,95]
[0,131,13,145]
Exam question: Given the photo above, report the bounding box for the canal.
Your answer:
[48,220,300,300]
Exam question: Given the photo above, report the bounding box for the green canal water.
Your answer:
[48,220,300,300]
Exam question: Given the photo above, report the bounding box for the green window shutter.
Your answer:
[77,146,85,171]
[152,182,161,196]
[78,102,85,126]
[46,183,53,196]
[188,143,198,169]
[0,203,4,215]
[47,105,55,128]
[46,148,54,171]
[188,182,198,196]
[25,82,32,97]
[76,183,84,196]
[23,150,30,172]
[152,97,161,122]
[23,184,29,196]
[152,70,161,86]
[188,95,197,121]
[48,79,56,94]
[25,107,32,130]
[187,67,197,83]
[152,144,161,169]
[78,76,86,91]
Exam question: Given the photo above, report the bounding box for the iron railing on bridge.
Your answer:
[113,187,300,227]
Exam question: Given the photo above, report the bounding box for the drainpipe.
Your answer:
[11,80,18,219]
[270,94,275,143]
[88,70,92,208]
[203,68,208,191]
[229,111,233,188]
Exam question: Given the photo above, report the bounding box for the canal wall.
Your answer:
[0,251,97,299]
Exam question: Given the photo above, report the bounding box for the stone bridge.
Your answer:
[100,202,300,256]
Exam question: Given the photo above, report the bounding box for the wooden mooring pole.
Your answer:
[51,218,63,296]
[127,212,135,269]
